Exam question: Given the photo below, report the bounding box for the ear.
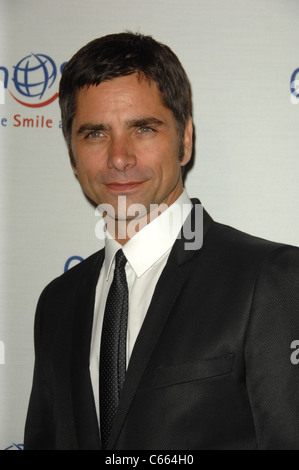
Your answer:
[180,117,193,167]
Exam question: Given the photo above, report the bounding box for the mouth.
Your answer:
[105,181,145,192]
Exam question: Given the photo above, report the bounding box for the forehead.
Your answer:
[74,74,168,118]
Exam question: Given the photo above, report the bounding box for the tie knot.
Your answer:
[114,249,127,269]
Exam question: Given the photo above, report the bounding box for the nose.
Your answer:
[107,135,136,171]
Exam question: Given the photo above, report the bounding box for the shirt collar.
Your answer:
[104,190,192,279]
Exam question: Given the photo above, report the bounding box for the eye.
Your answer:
[137,126,154,134]
[85,130,104,139]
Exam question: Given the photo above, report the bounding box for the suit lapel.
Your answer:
[71,250,104,450]
[108,200,214,449]
[109,260,186,449]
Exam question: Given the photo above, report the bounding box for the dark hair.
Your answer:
[59,32,192,159]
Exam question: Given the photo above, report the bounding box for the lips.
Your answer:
[105,181,144,191]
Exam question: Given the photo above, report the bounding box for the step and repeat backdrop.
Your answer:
[0,0,298,450]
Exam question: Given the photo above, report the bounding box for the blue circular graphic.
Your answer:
[64,256,84,272]
[12,53,57,99]
[290,68,299,98]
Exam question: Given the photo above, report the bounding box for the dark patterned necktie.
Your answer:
[99,249,128,449]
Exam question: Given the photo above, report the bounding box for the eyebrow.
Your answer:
[126,117,165,128]
[76,117,165,135]
[76,123,111,135]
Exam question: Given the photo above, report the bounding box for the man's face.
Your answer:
[70,74,193,219]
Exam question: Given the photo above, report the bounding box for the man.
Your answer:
[24,32,299,450]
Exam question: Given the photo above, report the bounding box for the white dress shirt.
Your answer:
[89,190,192,423]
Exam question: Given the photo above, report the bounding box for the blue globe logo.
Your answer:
[4,443,24,450]
[12,53,57,100]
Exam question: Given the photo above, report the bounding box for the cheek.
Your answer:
[75,158,101,191]
[161,147,182,178]
[74,147,102,175]
[143,137,181,172]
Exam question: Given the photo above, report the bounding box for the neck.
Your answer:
[105,203,170,245]
[104,183,185,245]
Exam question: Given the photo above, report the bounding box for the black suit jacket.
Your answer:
[24,201,299,449]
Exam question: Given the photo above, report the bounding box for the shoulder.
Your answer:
[208,219,299,260]
[198,219,299,285]
[39,248,104,301]
[190,201,298,263]
[32,248,104,346]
